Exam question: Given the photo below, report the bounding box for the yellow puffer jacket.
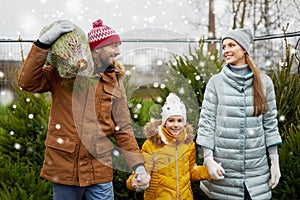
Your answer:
[126,120,210,200]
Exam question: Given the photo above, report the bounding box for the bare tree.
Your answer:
[208,0,217,52]
[231,0,247,28]
[185,0,299,35]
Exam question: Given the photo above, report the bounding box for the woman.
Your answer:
[196,28,282,200]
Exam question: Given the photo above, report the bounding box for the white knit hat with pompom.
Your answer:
[161,93,187,125]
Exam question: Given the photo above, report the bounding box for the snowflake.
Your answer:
[55,124,61,129]
[279,115,285,122]
[113,149,120,157]
[28,114,34,119]
[57,138,64,144]
[136,104,142,109]
[14,143,21,150]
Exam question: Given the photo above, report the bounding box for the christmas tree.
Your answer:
[0,84,52,200]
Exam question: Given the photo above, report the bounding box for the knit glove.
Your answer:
[204,156,225,180]
[268,154,281,189]
[132,166,151,192]
[39,21,74,45]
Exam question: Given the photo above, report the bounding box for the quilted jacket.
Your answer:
[196,65,282,200]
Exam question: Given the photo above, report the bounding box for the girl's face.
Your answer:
[165,116,184,135]
[222,38,247,66]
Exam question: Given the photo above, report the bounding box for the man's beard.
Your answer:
[95,61,115,73]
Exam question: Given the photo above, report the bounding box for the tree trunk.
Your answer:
[208,0,216,53]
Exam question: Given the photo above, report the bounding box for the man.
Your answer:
[18,19,150,200]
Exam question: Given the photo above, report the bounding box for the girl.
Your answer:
[126,93,224,199]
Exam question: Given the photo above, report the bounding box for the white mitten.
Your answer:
[268,154,281,189]
[132,173,150,192]
[132,166,151,191]
[204,156,225,180]
[39,21,74,45]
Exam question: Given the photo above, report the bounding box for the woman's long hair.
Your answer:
[246,54,268,116]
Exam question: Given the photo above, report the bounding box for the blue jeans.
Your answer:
[52,182,114,200]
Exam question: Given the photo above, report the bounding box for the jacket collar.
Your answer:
[94,61,125,81]
[222,64,254,92]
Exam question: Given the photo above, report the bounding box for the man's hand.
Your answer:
[204,156,225,180]
[39,21,74,45]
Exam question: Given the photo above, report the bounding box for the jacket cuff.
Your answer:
[132,163,145,171]
[34,39,51,50]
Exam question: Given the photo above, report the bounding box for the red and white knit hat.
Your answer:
[88,19,121,50]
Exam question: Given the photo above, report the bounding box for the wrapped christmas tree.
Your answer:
[40,20,94,78]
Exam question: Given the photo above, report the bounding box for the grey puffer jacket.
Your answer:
[196,65,282,200]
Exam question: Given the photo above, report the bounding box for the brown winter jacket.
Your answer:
[18,44,144,186]
[126,120,211,200]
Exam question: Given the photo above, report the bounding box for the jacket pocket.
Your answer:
[42,134,77,180]
[45,134,76,153]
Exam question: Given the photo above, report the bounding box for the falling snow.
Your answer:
[156,96,163,103]
[0,0,256,40]
[113,149,120,157]
[57,138,64,144]
[0,89,14,105]
[279,115,285,122]
[248,129,255,136]
[0,0,205,39]
[115,126,120,131]
[136,104,142,109]
[14,143,21,150]
[0,2,298,192]
[27,146,34,153]
[56,124,61,129]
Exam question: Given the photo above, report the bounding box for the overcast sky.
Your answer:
[0,0,213,40]
[1,0,299,40]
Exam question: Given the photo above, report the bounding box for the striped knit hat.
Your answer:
[88,19,121,50]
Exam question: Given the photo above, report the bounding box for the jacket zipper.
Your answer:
[176,142,179,200]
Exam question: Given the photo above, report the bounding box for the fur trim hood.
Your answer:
[143,119,195,147]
